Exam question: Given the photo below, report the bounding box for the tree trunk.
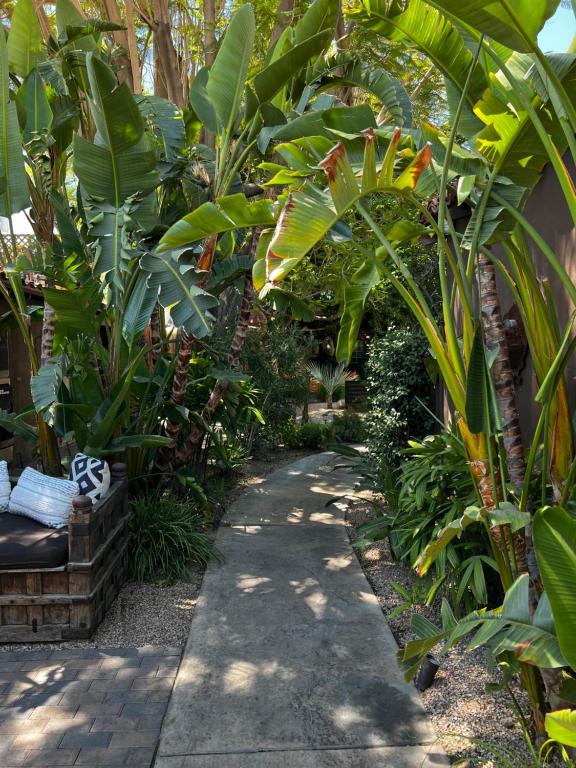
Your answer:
[100,0,136,90]
[34,1,52,40]
[478,251,528,577]
[125,0,142,93]
[334,3,353,106]
[270,0,295,46]
[204,0,217,66]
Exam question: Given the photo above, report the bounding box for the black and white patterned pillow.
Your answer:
[69,453,111,502]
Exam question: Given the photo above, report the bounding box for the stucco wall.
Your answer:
[497,157,576,443]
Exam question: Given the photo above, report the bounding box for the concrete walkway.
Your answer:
[155,453,447,768]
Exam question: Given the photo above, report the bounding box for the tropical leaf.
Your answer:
[17,70,53,144]
[136,94,186,162]
[351,0,488,118]
[158,194,275,253]
[533,505,576,670]
[140,251,218,338]
[426,0,560,53]
[316,58,412,127]
[0,30,30,216]
[474,53,576,188]
[465,325,489,434]
[7,0,45,78]
[73,54,158,204]
[207,4,255,136]
[336,260,380,363]
[189,67,217,134]
[545,709,576,747]
[264,135,432,287]
[293,0,338,43]
[122,272,158,344]
[31,361,64,414]
[250,31,333,113]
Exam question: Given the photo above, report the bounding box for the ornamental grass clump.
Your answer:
[129,493,221,583]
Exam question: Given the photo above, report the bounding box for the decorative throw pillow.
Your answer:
[9,468,79,529]
[0,460,10,512]
[69,453,110,502]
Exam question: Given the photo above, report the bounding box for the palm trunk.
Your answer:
[478,251,528,576]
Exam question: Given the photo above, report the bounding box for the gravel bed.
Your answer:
[0,448,317,654]
[345,497,540,768]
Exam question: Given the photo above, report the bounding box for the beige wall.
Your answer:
[496,157,576,444]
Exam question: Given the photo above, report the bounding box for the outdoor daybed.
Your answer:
[0,463,130,642]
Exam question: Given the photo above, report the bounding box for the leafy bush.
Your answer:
[333,412,366,443]
[356,427,498,614]
[241,322,315,428]
[365,327,436,472]
[279,418,333,450]
[129,493,220,583]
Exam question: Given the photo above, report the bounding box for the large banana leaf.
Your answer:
[293,0,338,44]
[158,194,276,253]
[533,506,576,670]
[315,59,412,127]
[140,251,218,338]
[336,260,381,363]
[74,55,159,283]
[425,0,560,53]
[257,104,376,152]
[0,29,30,217]
[7,0,45,78]
[249,31,333,115]
[122,273,158,345]
[265,136,431,285]
[74,54,158,203]
[17,70,53,144]
[207,4,255,137]
[350,0,488,117]
[474,53,576,187]
[136,95,185,162]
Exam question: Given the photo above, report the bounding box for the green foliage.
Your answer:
[241,321,315,428]
[280,418,334,450]
[129,492,220,583]
[332,412,367,443]
[364,327,436,472]
[356,427,497,613]
[307,362,354,405]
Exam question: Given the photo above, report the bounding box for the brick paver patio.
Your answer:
[0,646,181,767]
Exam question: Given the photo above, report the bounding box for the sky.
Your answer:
[538,5,575,52]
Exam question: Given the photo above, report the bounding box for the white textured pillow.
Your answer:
[9,467,79,529]
[69,453,110,502]
[0,460,10,512]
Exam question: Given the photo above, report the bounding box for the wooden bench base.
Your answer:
[0,465,130,643]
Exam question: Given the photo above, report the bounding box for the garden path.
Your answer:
[154,452,447,767]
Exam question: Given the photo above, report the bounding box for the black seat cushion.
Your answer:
[0,513,68,570]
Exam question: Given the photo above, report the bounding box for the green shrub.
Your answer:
[129,493,220,583]
[333,412,366,443]
[355,427,498,614]
[278,418,333,450]
[365,327,436,472]
[298,422,333,449]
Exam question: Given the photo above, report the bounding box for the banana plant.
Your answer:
[151,0,415,474]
